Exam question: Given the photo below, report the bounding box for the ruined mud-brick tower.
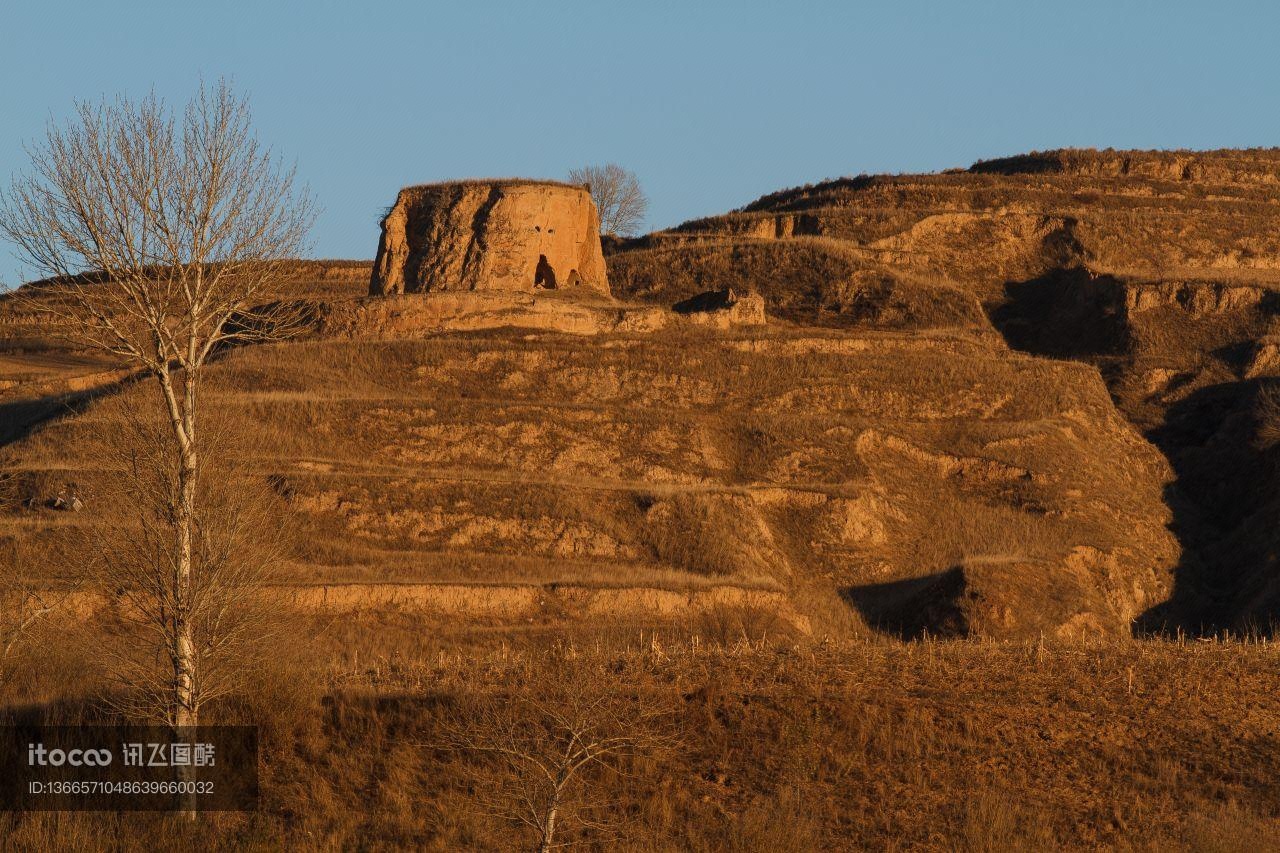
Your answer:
[369,180,610,297]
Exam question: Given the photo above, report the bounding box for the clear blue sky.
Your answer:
[3,0,1279,283]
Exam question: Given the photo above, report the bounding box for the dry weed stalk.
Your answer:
[0,565,61,695]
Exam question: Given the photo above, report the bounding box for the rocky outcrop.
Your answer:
[322,293,665,338]
[1124,281,1268,315]
[673,288,767,326]
[317,289,767,339]
[369,180,610,297]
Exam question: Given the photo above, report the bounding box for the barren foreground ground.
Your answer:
[2,627,1279,850]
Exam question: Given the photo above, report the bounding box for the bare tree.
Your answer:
[0,80,313,732]
[568,164,648,238]
[440,664,673,851]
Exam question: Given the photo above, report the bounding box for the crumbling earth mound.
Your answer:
[369,180,609,297]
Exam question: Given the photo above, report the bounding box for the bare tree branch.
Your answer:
[0,495,83,696]
[86,396,287,727]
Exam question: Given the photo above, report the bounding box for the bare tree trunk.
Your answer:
[158,368,200,732]
[175,452,197,731]
[176,408,199,819]
[539,787,560,853]
[160,369,200,819]
[175,440,198,819]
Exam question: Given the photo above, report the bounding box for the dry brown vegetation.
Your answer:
[606,147,1280,633]
[3,625,1280,850]
[608,236,990,333]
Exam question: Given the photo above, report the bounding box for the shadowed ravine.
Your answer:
[990,269,1280,634]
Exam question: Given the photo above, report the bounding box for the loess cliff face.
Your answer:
[369,181,610,297]
[608,148,1280,632]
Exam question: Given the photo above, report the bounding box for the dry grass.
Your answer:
[607,235,989,332]
[4,625,1280,850]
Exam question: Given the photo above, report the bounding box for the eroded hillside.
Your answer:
[6,149,1280,638]
[609,148,1280,631]
[2,292,1176,640]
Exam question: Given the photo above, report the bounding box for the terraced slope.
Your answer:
[0,303,1177,638]
[612,148,1280,313]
